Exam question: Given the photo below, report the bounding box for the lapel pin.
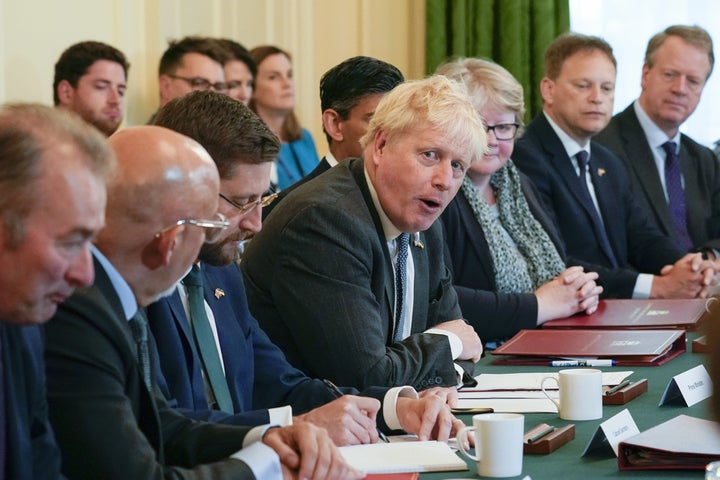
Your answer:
[214,288,225,299]
[414,239,424,249]
[597,168,606,177]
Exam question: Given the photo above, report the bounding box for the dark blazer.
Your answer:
[3,323,63,479]
[595,103,720,251]
[441,172,564,342]
[242,157,461,391]
[513,113,684,296]
[263,157,331,219]
[44,257,256,479]
[147,262,391,430]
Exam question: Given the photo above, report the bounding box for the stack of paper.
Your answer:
[456,371,633,413]
[338,440,467,474]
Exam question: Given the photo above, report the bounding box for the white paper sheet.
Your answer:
[463,371,633,391]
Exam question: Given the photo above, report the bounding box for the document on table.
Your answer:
[338,440,467,474]
[455,371,634,413]
[466,371,633,391]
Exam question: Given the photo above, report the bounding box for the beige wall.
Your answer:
[0,0,425,156]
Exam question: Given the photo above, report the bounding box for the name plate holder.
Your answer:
[659,364,712,407]
[582,409,639,457]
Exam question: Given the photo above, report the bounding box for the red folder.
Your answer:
[618,415,720,470]
[542,299,706,331]
[491,329,686,366]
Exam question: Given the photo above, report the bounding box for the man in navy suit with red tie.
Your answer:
[148,91,464,446]
[513,33,715,300]
[0,104,114,479]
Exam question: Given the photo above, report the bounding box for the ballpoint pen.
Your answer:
[550,359,615,367]
[322,378,389,442]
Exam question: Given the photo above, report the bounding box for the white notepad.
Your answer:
[338,440,467,474]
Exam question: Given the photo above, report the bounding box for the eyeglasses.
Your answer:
[168,74,228,92]
[156,212,230,244]
[219,191,278,216]
[485,123,520,141]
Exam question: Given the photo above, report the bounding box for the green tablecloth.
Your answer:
[422,331,713,479]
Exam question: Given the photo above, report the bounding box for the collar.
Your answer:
[91,245,139,321]
[633,100,681,150]
[363,164,420,245]
[543,110,592,159]
[325,151,339,168]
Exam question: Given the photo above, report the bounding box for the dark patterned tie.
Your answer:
[575,151,619,268]
[129,309,152,392]
[662,141,693,251]
[393,233,410,342]
[183,265,234,413]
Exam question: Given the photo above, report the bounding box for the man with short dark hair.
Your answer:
[513,33,715,300]
[157,36,228,108]
[596,25,720,254]
[265,56,404,217]
[54,41,129,136]
[0,103,114,478]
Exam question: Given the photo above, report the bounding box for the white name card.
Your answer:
[582,409,639,457]
[659,364,712,407]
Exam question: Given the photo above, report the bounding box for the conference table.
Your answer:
[422,331,713,479]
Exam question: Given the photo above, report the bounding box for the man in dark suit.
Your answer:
[514,33,715,300]
[242,76,485,390]
[0,104,113,479]
[265,56,404,218]
[148,91,463,445]
[44,126,360,479]
[595,25,720,253]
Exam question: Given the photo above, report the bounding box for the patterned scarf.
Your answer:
[461,160,565,293]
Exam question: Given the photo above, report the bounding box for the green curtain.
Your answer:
[426,0,569,120]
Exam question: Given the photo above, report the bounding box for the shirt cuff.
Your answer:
[632,273,653,299]
[232,435,282,480]
[382,386,418,431]
[268,405,293,427]
[425,328,462,359]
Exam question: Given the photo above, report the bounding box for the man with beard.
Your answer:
[147,90,464,446]
[54,41,128,136]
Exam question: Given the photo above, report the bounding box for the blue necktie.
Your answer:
[662,141,693,251]
[183,265,234,413]
[129,309,152,392]
[393,233,410,342]
[575,151,619,268]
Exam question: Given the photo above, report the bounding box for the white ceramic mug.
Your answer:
[541,368,603,420]
[456,413,524,478]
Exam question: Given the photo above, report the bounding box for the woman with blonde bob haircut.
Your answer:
[437,58,602,346]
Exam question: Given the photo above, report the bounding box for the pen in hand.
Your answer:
[322,378,389,443]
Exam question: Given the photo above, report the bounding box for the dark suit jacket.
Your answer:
[513,113,683,297]
[263,157,331,219]
[441,172,565,342]
[242,157,461,391]
[44,257,256,479]
[595,103,720,251]
[3,323,63,479]
[147,262,391,430]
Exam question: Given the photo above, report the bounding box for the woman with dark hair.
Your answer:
[250,45,319,190]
